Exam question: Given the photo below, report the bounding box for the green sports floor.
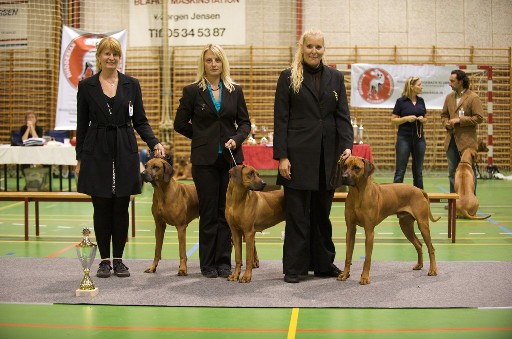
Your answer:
[1,172,511,338]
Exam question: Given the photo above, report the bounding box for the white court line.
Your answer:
[469,232,486,235]
[57,226,72,229]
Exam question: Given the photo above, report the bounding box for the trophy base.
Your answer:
[76,287,99,297]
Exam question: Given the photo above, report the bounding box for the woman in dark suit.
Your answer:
[174,44,251,279]
[273,29,353,283]
[76,37,165,278]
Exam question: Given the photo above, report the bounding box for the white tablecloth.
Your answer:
[0,145,77,166]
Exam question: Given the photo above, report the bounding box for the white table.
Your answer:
[0,145,77,191]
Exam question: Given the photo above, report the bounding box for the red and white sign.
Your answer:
[55,26,127,130]
[349,64,455,109]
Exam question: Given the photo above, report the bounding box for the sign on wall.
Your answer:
[0,1,28,48]
[129,0,246,47]
[55,26,127,130]
[349,64,455,109]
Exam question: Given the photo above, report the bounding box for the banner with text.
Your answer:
[349,64,455,109]
[0,1,28,48]
[129,0,245,46]
[55,26,127,130]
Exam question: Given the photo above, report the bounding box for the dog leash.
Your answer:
[227,147,237,167]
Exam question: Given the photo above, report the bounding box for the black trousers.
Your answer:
[192,155,232,272]
[91,195,130,259]
[282,185,336,275]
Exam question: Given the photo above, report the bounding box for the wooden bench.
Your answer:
[0,192,136,241]
[332,192,459,243]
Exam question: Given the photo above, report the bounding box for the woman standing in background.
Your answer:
[391,76,426,189]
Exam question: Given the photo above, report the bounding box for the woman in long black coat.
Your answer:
[273,29,353,283]
[76,37,165,278]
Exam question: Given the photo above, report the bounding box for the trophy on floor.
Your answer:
[75,227,99,297]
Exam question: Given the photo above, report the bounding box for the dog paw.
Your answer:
[239,275,252,283]
[428,270,437,276]
[144,267,156,273]
[177,270,187,276]
[412,264,423,270]
[227,274,238,281]
[252,260,260,268]
[336,272,350,281]
[359,277,371,285]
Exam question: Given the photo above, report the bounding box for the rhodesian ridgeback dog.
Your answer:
[225,165,285,283]
[333,155,439,285]
[455,149,491,219]
[173,155,193,180]
[141,157,199,276]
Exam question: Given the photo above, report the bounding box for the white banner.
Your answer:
[0,1,28,48]
[55,26,127,130]
[129,0,245,47]
[348,64,455,109]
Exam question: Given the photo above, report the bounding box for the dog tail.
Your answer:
[459,210,492,220]
[423,191,441,222]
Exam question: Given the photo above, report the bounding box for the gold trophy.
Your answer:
[75,227,99,297]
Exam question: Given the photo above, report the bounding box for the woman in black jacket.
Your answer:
[76,37,165,278]
[273,29,353,283]
[174,44,250,279]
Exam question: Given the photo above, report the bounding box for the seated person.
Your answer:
[20,112,48,190]
[20,112,43,142]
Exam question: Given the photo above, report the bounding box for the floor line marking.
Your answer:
[186,243,199,258]
[287,307,299,339]
[47,242,79,258]
[0,202,24,211]
[498,226,512,235]
[0,323,510,334]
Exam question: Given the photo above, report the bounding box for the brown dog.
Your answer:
[173,155,193,180]
[455,149,491,219]
[141,157,199,275]
[334,155,439,285]
[225,165,285,283]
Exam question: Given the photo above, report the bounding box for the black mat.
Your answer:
[1,257,510,308]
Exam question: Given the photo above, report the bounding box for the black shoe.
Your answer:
[284,274,299,283]
[96,260,112,278]
[217,267,232,278]
[113,259,130,277]
[314,265,342,278]
[202,269,218,278]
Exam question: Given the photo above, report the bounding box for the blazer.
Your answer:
[273,65,353,190]
[441,89,483,152]
[174,82,251,165]
[76,72,160,198]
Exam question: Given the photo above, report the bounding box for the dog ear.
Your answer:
[363,159,375,178]
[229,165,243,184]
[163,160,174,183]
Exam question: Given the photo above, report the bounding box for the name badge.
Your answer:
[129,101,133,116]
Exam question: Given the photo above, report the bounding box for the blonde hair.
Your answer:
[95,37,122,72]
[195,44,235,92]
[402,76,420,99]
[290,28,325,93]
